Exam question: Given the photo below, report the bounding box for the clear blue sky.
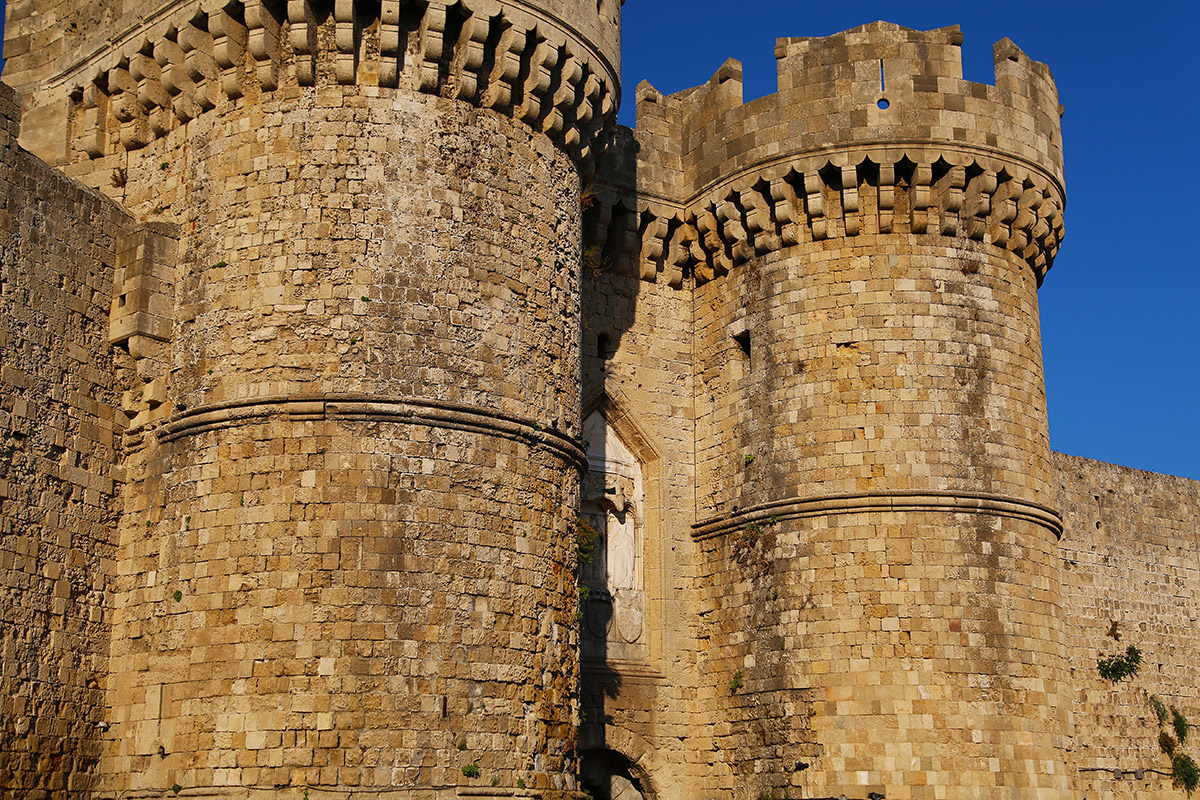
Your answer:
[3,1,1197,480]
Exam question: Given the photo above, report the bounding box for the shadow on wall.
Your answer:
[578,123,658,799]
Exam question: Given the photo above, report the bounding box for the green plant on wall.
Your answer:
[1148,693,1198,795]
[732,523,762,555]
[576,516,600,568]
[1096,644,1142,682]
[1175,753,1200,796]
[1175,708,1191,745]
[462,763,480,778]
[1155,696,1173,725]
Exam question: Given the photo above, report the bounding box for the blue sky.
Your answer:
[3,1,1197,480]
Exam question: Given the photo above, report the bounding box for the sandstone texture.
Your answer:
[1,4,1197,800]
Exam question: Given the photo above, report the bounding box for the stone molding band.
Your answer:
[107,788,550,799]
[152,392,587,468]
[692,489,1064,540]
[67,0,618,163]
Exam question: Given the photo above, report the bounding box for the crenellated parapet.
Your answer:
[57,0,619,162]
[591,22,1065,285]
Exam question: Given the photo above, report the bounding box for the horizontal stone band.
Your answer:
[156,393,587,468]
[692,489,1064,540]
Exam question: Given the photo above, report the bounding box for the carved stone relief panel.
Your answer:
[580,409,647,662]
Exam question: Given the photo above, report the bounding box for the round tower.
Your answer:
[632,22,1069,799]
[22,0,621,796]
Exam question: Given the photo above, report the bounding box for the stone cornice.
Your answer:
[131,392,588,468]
[692,489,1064,540]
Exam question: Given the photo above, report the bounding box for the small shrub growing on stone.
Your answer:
[1161,731,1178,756]
[1174,708,1190,745]
[576,517,600,567]
[1173,753,1199,795]
[462,763,480,778]
[1153,695,1171,725]
[1096,645,1142,682]
[728,671,743,693]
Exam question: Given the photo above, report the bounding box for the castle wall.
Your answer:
[0,82,131,799]
[1055,453,1200,799]
[577,228,718,797]
[585,22,1075,800]
[687,237,1071,800]
[2,0,626,793]
[4,0,622,169]
[4,3,1200,798]
[98,85,589,797]
[693,237,1053,512]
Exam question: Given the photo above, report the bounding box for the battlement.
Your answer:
[10,0,620,164]
[592,22,1065,286]
[642,21,1063,190]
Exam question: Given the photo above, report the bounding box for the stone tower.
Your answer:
[4,0,620,796]
[8,3,1200,800]
[582,21,1068,799]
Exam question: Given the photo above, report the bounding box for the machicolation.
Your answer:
[2,4,1198,800]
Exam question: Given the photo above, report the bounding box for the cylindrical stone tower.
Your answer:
[628,22,1068,800]
[5,0,620,796]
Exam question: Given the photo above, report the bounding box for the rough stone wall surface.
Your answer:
[578,254,717,797]
[1056,453,1200,799]
[92,84,588,798]
[2,5,1200,800]
[692,238,1053,513]
[687,237,1068,800]
[0,82,131,799]
[582,23,1075,800]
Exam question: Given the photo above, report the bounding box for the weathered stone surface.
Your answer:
[0,81,132,799]
[1,8,1197,800]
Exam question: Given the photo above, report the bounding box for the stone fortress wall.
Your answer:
[0,81,135,797]
[6,0,622,797]
[1,3,1198,800]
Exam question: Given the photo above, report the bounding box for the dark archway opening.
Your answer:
[580,749,648,800]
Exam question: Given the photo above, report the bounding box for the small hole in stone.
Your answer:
[877,98,890,110]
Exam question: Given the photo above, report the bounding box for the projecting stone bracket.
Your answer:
[589,147,1064,287]
[66,0,619,167]
[110,221,178,429]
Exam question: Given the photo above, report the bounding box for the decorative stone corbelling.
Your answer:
[66,0,619,162]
